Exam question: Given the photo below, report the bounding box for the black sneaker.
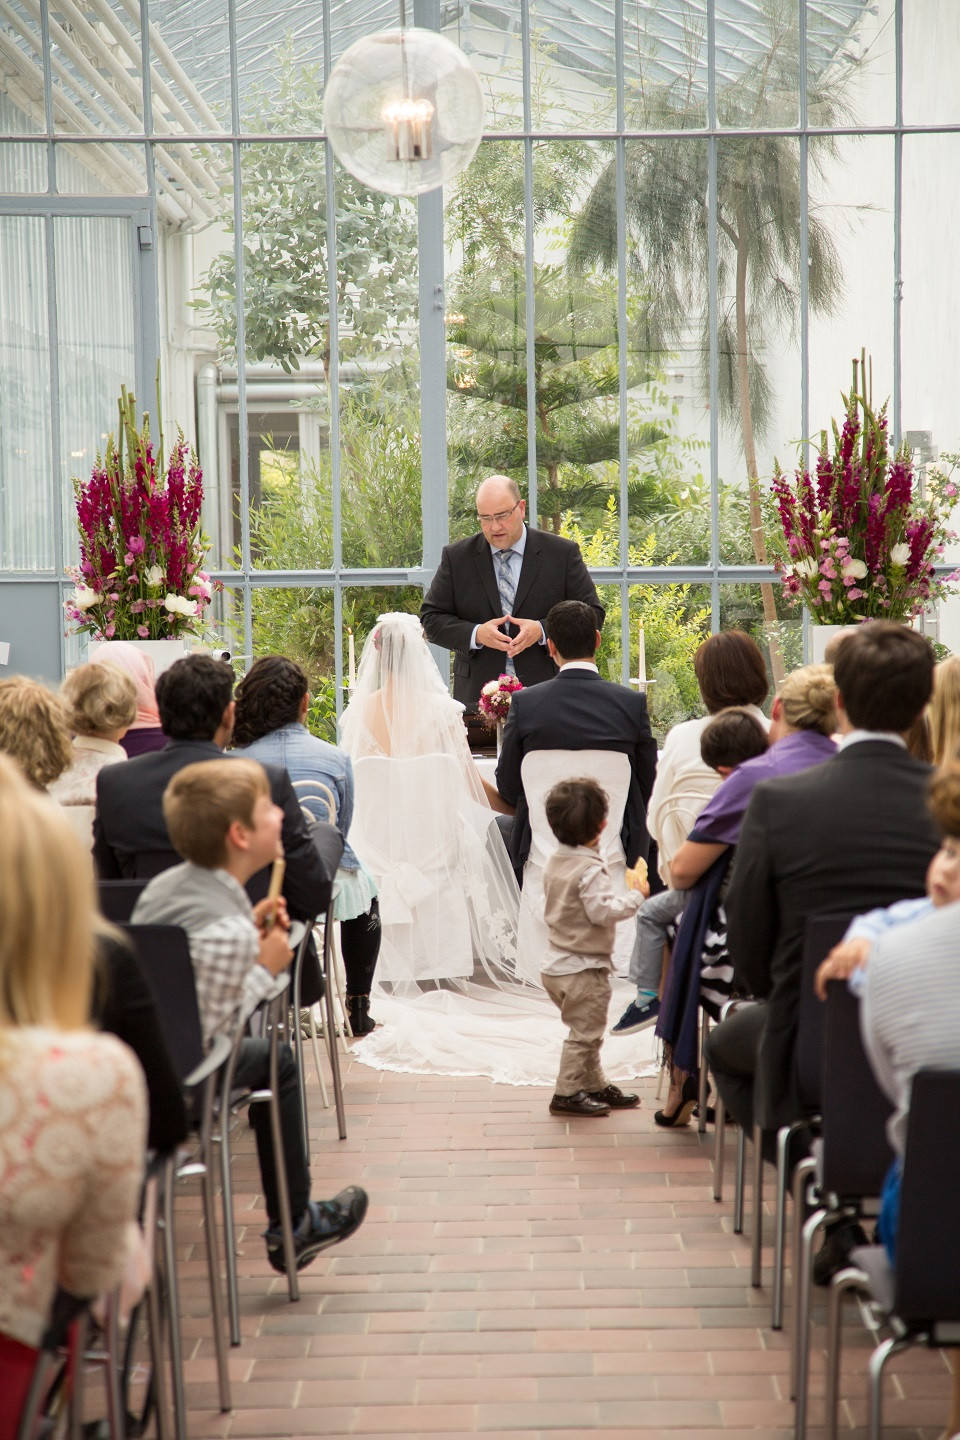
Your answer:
[265,1186,369,1274]
[812,1218,868,1287]
[610,994,660,1036]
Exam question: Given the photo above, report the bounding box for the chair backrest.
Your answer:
[795,912,856,1111]
[654,780,719,870]
[292,778,337,825]
[521,750,631,867]
[820,980,894,1200]
[120,923,205,1084]
[98,878,148,923]
[894,1068,960,1327]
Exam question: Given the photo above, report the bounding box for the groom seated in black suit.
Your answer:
[93,653,341,1002]
[707,620,940,1153]
[494,600,658,881]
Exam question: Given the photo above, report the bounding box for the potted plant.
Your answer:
[65,387,219,668]
[770,355,958,660]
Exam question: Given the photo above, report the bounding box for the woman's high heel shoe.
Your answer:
[653,1074,699,1128]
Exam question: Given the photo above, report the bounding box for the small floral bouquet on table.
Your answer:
[770,355,959,623]
[66,386,219,640]
[478,672,524,726]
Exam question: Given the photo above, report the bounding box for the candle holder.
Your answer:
[629,678,656,694]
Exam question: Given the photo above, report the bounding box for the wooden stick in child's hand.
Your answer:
[263,857,286,930]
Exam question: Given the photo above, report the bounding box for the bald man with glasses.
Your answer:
[421,475,605,709]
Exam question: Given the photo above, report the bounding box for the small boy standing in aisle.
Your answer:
[541,778,649,1118]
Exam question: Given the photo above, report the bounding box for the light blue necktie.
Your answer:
[496,548,517,676]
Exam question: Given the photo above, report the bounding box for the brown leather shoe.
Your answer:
[549,1090,611,1117]
[589,1084,640,1109]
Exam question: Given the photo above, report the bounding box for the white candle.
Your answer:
[637,620,646,684]
[348,629,356,689]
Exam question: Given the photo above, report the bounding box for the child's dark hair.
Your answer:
[544,778,608,848]
[700,707,768,773]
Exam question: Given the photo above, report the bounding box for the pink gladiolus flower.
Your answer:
[847,587,865,600]
[137,624,150,638]
[104,624,116,638]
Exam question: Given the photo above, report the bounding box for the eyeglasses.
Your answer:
[477,501,521,527]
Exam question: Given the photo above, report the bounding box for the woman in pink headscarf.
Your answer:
[89,643,166,756]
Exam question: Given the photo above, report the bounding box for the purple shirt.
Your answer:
[120,726,167,758]
[688,729,837,846]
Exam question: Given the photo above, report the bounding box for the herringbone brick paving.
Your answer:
[175,1055,953,1439]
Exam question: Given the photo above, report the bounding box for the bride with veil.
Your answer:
[338,612,657,1088]
[339,612,521,989]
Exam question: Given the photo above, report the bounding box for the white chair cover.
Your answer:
[516,749,633,983]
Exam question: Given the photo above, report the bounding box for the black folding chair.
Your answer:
[98,879,148,923]
[793,978,895,1438]
[121,923,233,1437]
[825,1068,960,1440]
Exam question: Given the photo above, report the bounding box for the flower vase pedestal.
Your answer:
[88,638,188,676]
[804,614,861,666]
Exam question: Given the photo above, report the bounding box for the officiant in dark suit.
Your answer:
[420,475,604,708]
[494,600,657,874]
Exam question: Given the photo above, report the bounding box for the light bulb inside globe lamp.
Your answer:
[381,94,435,162]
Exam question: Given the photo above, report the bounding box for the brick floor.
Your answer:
[171,1053,953,1439]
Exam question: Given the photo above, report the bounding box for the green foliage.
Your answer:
[199,43,418,371]
[561,499,712,740]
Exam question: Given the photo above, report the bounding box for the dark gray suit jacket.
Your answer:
[725,740,939,1131]
[494,666,657,870]
[420,526,604,707]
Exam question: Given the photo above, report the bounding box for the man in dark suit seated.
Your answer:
[93,653,342,1003]
[494,600,658,879]
[707,621,940,1150]
[420,474,605,709]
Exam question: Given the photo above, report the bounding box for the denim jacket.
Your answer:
[236,723,361,871]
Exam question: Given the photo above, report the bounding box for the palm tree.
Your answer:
[569,11,850,679]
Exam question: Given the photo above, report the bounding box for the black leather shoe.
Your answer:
[589,1084,640,1109]
[812,1218,868,1286]
[549,1090,611,1117]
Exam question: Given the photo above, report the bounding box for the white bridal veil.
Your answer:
[339,612,656,1087]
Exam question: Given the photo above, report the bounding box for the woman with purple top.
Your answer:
[655,663,838,1125]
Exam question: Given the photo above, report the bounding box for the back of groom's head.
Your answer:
[155,654,235,740]
[546,601,599,661]
[833,621,934,733]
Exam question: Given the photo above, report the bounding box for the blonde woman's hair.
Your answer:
[0,675,73,788]
[61,662,138,738]
[778,663,838,737]
[0,753,96,1031]
[929,656,960,767]
[163,757,270,868]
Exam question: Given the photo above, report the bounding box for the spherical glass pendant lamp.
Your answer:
[324,23,485,197]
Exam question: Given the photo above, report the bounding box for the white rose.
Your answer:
[72,585,102,611]
[164,593,195,616]
[890,543,911,566]
[145,565,164,586]
[481,680,499,696]
[842,557,868,580]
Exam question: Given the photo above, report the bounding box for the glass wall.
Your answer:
[2,0,959,733]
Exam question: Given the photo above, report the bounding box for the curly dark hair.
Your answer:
[232,655,309,747]
[155,654,234,741]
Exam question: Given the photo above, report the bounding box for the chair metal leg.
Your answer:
[323,912,348,1140]
[291,948,310,1159]
[733,1121,746,1234]
[143,1264,172,1440]
[68,1312,90,1440]
[868,1334,909,1440]
[773,1120,807,1330]
[825,1266,869,1440]
[713,1096,726,1202]
[698,1011,710,1134]
[788,1156,817,1393]
[199,1082,232,1413]
[268,1000,301,1300]
[216,1072,242,1348]
[751,1121,764,1287]
[793,1206,829,1434]
[307,1005,330,1110]
[160,1157,189,1440]
[103,1293,126,1440]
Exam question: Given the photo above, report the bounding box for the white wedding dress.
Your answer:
[339,613,656,1086]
